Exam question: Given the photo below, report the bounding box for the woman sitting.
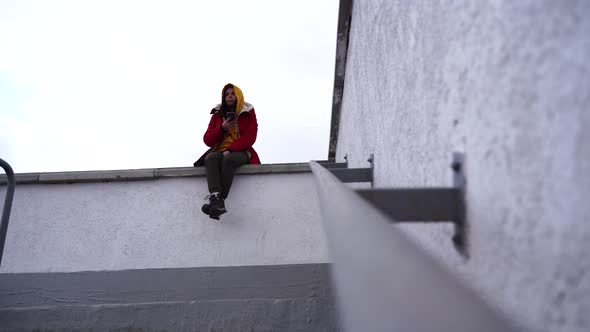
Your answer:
[193,83,260,220]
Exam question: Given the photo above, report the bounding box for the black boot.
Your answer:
[201,195,212,215]
[207,192,226,220]
[201,202,211,215]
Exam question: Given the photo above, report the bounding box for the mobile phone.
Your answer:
[226,112,235,121]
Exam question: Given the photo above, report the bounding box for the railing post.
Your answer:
[0,158,16,267]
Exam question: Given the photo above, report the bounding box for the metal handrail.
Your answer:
[322,153,467,256]
[309,161,517,331]
[0,158,15,267]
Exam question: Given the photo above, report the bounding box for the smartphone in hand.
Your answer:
[226,112,236,121]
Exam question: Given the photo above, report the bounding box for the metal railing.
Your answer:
[0,158,15,267]
[310,160,517,331]
[322,154,468,256]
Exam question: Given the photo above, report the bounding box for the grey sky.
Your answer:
[0,0,339,172]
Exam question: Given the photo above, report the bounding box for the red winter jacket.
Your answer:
[193,103,260,166]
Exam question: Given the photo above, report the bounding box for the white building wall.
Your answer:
[336,1,589,331]
[0,173,329,273]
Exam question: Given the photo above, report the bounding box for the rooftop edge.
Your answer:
[0,162,344,185]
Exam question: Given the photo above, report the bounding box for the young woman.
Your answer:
[193,83,260,219]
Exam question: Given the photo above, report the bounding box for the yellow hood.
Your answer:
[222,83,244,116]
[215,83,251,153]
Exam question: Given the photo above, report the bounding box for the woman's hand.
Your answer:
[222,117,238,131]
[222,150,230,157]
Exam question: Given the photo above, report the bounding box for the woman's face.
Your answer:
[224,87,236,106]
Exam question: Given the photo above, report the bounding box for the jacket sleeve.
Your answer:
[228,109,258,152]
[203,114,224,147]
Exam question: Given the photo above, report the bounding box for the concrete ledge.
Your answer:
[38,168,155,184]
[153,166,206,178]
[0,264,333,308]
[0,264,338,331]
[0,173,40,184]
[0,162,324,185]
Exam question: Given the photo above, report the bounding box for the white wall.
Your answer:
[0,173,329,273]
[337,1,590,332]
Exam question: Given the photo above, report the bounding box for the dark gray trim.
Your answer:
[328,0,353,161]
[0,162,327,185]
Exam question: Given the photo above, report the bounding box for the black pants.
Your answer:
[204,151,249,198]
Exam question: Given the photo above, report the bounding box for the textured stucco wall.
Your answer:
[0,173,329,273]
[336,1,589,332]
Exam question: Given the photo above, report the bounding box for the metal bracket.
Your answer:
[316,160,348,169]
[321,153,468,258]
[451,152,468,257]
[354,153,468,257]
[325,153,374,187]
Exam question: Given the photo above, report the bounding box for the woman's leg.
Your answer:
[204,151,223,194]
[220,152,249,198]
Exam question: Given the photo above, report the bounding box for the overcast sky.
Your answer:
[0,0,339,173]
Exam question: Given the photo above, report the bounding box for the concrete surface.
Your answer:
[0,264,338,331]
[0,172,330,273]
[0,264,333,308]
[0,298,337,331]
[336,1,590,331]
